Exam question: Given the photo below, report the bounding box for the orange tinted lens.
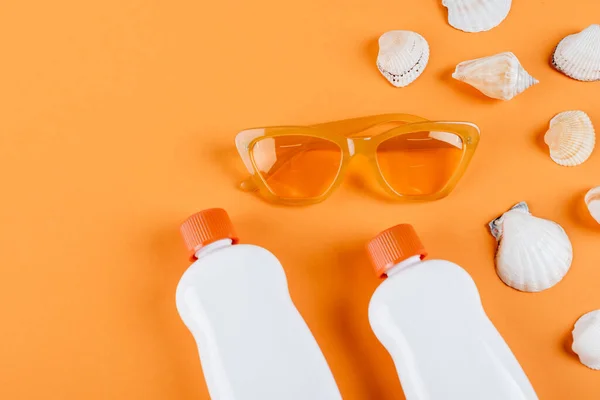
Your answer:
[251,135,342,199]
[376,131,464,196]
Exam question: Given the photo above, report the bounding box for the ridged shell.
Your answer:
[453,52,539,100]
[489,202,573,293]
[442,0,512,33]
[377,30,429,87]
[572,310,600,370]
[544,111,595,167]
[585,187,600,224]
[553,24,600,82]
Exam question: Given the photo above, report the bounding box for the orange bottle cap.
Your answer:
[180,208,239,260]
[366,224,427,278]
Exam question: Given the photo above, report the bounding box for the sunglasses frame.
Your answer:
[235,114,480,205]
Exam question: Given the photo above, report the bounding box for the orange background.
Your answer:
[2,0,600,399]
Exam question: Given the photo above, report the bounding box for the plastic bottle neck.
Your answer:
[385,255,422,277]
[194,238,233,259]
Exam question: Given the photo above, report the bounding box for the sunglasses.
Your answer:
[235,114,480,205]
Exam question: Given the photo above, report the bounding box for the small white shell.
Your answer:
[544,111,595,167]
[442,0,512,33]
[489,202,573,292]
[377,30,429,87]
[553,24,600,82]
[585,187,600,224]
[572,310,600,370]
[453,52,539,100]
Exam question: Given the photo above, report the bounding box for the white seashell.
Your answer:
[489,202,573,292]
[585,187,600,224]
[572,310,600,370]
[452,52,539,100]
[553,24,600,82]
[377,30,429,87]
[544,111,595,167]
[442,0,512,33]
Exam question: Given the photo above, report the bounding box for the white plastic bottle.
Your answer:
[366,224,538,400]
[176,208,342,400]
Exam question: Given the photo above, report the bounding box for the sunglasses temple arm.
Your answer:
[311,114,430,137]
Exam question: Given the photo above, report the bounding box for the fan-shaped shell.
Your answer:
[376,30,429,87]
[442,0,512,33]
[553,24,600,82]
[544,111,595,167]
[585,187,600,224]
[489,202,573,292]
[452,52,539,100]
[572,310,600,370]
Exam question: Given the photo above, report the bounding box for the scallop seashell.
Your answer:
[489,202,573,292]
[442,0,512,33]
[572,310,600,370]
[553,24,600,82]
[376,30,429,87]
[453,52,539,100]
[544,111,595,167]
[585,187,600,224]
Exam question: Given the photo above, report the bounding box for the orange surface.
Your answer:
[1,1,600,399]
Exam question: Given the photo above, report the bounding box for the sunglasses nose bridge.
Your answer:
[347,137,373,157]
